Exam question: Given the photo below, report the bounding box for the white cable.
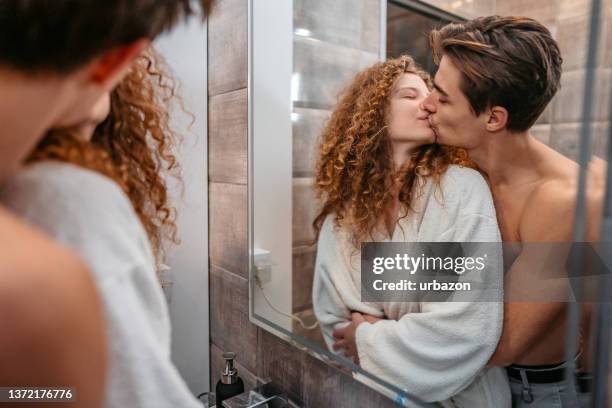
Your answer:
[254,273,319,331]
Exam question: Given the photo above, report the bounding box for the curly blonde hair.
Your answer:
[27,47,183,266]
[313,55,475,247]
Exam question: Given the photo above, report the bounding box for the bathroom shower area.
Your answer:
[208,0,612,406]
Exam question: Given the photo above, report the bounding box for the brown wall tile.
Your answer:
[257,330,305,405]
[553,69,611,123]
[556,14,608,71]
[292,245,317,312]
[301,353,399,408]
[209,88,248,184]
[293,178,319,247]
[551,123,580,160]
[592,122,610,159]
[531,124,552,145]
[293,107,330,177]
[208,0,248,95]
[210,266,258,373]
[557,0,591,20]
[209,182,248,277]
[495,0,557,27]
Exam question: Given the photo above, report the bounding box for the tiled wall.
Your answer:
[208,0,399,406]
[494,0,611,160]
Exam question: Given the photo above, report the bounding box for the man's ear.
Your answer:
[88,39,149,90]
[486,106,509,132]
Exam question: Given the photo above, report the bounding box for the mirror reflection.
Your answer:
[251,0,611,406]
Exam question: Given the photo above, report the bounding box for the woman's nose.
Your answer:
[421,94,436,114]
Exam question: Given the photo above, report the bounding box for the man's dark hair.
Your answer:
[0,0,214,73]
[430,16,562,132]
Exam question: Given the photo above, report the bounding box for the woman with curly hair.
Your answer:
[312,55,509,407]
[0,48,203,408]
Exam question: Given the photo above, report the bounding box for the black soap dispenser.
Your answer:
[215,352,244,407]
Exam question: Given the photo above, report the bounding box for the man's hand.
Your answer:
[332,313,382,364]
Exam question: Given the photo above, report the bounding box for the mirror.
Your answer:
[249,0,612,405]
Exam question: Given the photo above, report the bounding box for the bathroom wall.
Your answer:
[494,0,611,159]
[208,0,398,405]
[155,17,210,394]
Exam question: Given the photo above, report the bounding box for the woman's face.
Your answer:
[386,73,434,145]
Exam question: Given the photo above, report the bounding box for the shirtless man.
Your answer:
[421,15,601,406]
[0,2,213,406]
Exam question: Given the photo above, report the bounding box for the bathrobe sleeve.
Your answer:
[312,216,385,352]
[355,166,504,403]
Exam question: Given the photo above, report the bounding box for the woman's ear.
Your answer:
[486,106,509,132]
[88,39,150,91]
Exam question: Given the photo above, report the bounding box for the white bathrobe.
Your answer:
[313,165,510,407]
[0,162,202,408]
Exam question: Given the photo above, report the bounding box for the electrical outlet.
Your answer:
[254,248,273,284]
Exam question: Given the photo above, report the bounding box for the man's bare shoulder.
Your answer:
[0,206,85,282]
[520,158,607,242]
[519,177,577,242]
[0,207,92,332]
[0,207,106,406]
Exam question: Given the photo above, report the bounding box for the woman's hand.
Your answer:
[332,312,383,364]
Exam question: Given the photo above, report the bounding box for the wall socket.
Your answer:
[254,248,273,284]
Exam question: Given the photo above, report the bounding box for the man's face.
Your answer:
[421,56,489,150]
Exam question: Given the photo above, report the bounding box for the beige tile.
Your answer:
[466,0,496,17]
[209,88,248,184]
[605,5,612,68]
[535,102,554,125]
[556,13,608,71]
[495,0,557,26]
[294,0,380,53]
[592,122,611,159]
[553,69,611,123]
[421,0,495,18]
[558,0,591,19]
[293,107,331,177]
[551,123,580,160]
[531,124,552,145]
[208,0,248,95]
[294,36,379,109]
[553,70,583,123]
[556,15,590,71]
[595,69,612,121]
[209,182,248,277]
[551,122,608,160]
[293,177,320,246]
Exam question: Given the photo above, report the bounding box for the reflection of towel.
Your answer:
[313,165,510,407]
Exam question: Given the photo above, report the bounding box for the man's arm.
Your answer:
[490,181,576,366]
[0,208,106,408]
